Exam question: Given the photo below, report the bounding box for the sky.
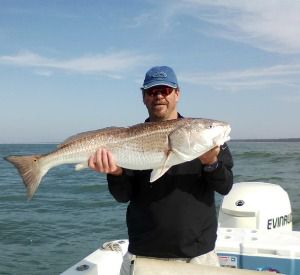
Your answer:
[1,0,300,143]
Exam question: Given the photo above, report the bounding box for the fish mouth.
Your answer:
[213,125,231,146]
[223,126,231,141]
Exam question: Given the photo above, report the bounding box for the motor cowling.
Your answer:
[218,182,292,231]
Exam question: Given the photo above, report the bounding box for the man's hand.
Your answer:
[88,148,123,176]
[199,146,220,165]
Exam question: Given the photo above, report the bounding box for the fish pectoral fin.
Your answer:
[150,166,171,182]
[149,150,184,182]
[171,149,193,161]
[75,162,89,171]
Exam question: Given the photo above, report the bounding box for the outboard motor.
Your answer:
[218,182,292,231]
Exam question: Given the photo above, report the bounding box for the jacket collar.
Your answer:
[145,113,183,123]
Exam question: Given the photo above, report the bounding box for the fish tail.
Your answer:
[4,155,46,200]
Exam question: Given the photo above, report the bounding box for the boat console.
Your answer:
[217,182,299,274]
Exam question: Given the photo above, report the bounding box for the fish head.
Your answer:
[186,118,231,155]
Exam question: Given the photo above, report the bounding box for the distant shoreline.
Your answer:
[231,138,300,142]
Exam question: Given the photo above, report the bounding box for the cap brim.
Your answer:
[142,81,178,89]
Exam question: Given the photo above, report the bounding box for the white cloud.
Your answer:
[180,63,300,92]
[34,70,53,77]
[0,50,155,77]
[170,0,300,54]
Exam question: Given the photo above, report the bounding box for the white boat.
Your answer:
[61,182,300,275]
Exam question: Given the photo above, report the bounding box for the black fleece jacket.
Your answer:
[107,117,233,258]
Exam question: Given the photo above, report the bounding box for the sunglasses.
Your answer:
[144,87,175,97]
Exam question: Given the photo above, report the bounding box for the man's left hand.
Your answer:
[199,146,220,165]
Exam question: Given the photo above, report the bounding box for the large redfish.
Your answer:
[4,118,231,199]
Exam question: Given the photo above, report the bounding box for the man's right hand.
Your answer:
[88,148,123,176]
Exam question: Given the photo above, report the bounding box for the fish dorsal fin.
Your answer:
[58,127,122,148]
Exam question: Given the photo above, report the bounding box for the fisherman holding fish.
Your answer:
[5,66,233,274]
[88,66,234,274]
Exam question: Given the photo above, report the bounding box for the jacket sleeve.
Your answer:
[107,169,134,203]
[202,143,234,195]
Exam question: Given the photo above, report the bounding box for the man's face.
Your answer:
[142,85,180,121]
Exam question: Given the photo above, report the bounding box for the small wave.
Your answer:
[234,151,273,159]
[72,183,107,193]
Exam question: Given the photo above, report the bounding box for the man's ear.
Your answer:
[142,90,146,105]
[175,89,180,102]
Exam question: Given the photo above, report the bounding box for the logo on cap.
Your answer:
[152,72,167,78]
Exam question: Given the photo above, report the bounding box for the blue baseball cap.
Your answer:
[142,66,178,89]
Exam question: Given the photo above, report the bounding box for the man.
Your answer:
[89,66,233,274]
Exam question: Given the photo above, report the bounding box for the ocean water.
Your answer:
[0,141,299,275]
